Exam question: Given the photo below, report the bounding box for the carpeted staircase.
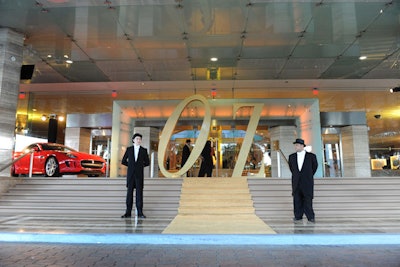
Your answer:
[162,178,276,234]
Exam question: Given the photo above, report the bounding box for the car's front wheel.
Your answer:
[45,157,60,177]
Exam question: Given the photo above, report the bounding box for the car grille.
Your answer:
[81,160,104,169]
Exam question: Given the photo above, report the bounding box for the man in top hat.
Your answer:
[121,133,150,218]
[288,138,318,223]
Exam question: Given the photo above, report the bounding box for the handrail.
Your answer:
[0,150,34,174]
[277,148,289,167]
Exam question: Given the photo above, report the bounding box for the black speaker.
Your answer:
[48,118,58,143]
[20,64,35,80]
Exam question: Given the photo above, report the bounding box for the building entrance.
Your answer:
[163,124,271,178]
[90,129,111,177]
[322,128,342,177]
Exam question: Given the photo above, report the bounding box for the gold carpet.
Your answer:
[162,178,276,234]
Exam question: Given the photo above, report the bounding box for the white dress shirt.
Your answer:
[134,145,140,161]
[297,150,306,171]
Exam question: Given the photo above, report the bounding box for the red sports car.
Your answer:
[12,143,107,177]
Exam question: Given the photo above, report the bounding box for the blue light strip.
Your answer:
[1,233,400,245]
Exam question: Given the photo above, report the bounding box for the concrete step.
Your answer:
[248,177,400,218]
[0,177,183,217]
[3,176,400,220]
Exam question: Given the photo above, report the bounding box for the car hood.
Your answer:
[63,151,106,162]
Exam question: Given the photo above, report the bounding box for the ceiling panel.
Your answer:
[0,0,399,148]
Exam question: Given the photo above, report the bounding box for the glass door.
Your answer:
[322,128,342,177]
[90,129,112,177]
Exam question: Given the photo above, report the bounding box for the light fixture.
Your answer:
[40,114,64,121]
[45,54,73,64]
[312,87,319,96]
[390,87,400,93]
[359,56,367,60]
[211,88,217,99]
[18,92,26,99]
[111,90,117,98]
[210,57,218,62]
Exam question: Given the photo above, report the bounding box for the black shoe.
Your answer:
[121,214,131,218]
[308,218,315,223]
[138,214,146,218]
[293,217,302,223]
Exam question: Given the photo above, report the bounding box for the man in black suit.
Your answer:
[121,133,150,218]
[181,139,191,177]
[288,138,318,223]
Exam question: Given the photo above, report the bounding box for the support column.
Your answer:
[134,126,159,178]
[297,100,324,178]
[269,126,296,178]
[0,29,24,176]
[110,101,133,178]
[341,125,371,177]
[64,127,91,153]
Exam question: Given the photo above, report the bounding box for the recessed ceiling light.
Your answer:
[359,56,367,60]
[210,57,218,62]
[66,59,73,64]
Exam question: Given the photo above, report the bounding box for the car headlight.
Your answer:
[66,153,77,158]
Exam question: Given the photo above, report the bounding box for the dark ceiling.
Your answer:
[2,0,400,150]
[1,0,399,83]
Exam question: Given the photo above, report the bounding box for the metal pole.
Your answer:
[106,138,110,177]
[150,152,154,178]
[29,151,34,178]
[277,151,281,178]
[215,139,218,177]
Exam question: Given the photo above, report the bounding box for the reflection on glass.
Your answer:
[322,132,342,178]
[164,126,271,177]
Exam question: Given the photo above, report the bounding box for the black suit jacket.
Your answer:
[288,151,318,198]
[121,146,150,189]
[181,144,191,167]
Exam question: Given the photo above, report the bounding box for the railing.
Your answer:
[277,149,289,166]
[275,148,289,177]
[0,150,34,177]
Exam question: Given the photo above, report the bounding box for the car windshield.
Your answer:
[40,144,77,152]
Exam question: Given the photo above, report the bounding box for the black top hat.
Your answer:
[293,138,306,146]
[132,133,142,139]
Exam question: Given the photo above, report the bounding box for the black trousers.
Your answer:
[125,183,143,215]
[293,188,314,220]
[198,161,212,177]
